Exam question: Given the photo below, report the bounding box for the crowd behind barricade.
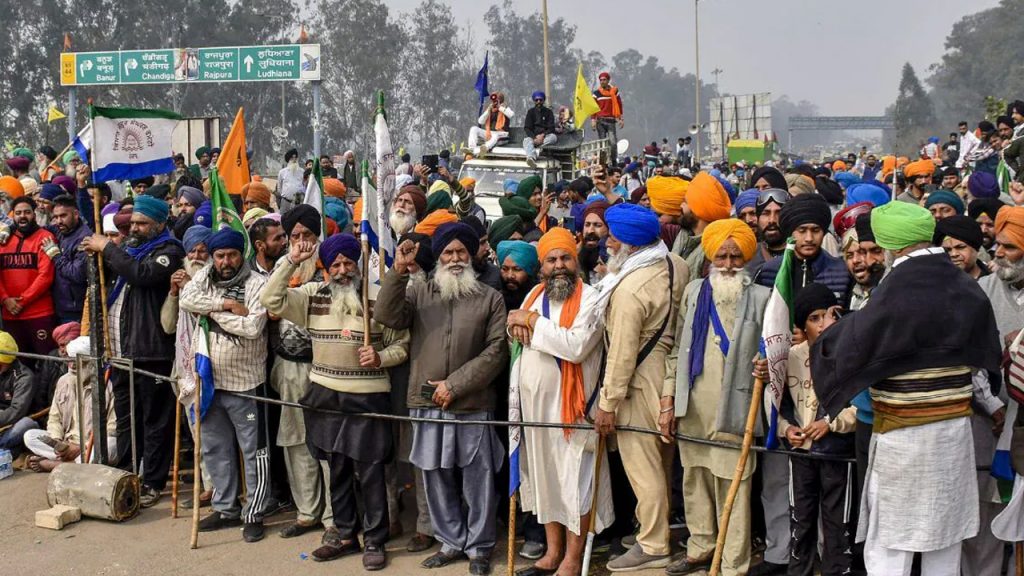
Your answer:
[4,84,1024,576]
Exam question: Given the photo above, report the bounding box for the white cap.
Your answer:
[102,213,117,234]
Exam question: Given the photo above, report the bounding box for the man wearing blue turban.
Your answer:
[496,240,538,311]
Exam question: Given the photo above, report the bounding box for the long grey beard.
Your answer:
[995,256,1024,284]
[606,243,633,274]
[434,262,482,301]
[332,281,363,314]
[389,210,417,236]
[708,267,747,309]
[543,271,577,302]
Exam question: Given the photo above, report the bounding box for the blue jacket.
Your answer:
[51,220,90,319]
[754,249,852,303]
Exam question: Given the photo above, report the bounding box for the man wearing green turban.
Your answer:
[489,215,524,246]
[870,201,936,252]
[500,195,538,222]
[516,175,542,200]
[189,146,213,180]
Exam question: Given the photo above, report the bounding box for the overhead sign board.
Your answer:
[60,44,321,86]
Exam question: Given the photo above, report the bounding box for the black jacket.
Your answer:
[812,252,1002,418]
[102,239,185,362]
[524,106,555,138]
[0,361,35,427]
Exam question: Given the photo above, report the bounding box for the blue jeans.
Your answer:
[0,416,39,455]
[522,134,557,159]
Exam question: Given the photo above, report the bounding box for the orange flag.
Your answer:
[217,107,251,196]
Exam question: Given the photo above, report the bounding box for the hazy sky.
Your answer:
[384,0,999,115]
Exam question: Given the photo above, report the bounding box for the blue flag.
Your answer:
[190,317,215,424]
[475,52,489,115]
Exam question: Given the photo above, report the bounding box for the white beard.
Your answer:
[331,281,363,314]
[708,268,747,309]
[434,262,482,301]
[995,256,1024,284]
[389,210,417,236]
[606,243,633,274]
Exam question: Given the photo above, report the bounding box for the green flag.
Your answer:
[209,166,252,258]
[302,156,327,241]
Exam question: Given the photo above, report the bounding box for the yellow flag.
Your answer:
[574,64,600,129]
[47,106,67,123]
[217,107,251,196]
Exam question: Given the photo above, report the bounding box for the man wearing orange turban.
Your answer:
[897,159,936,204]
[323,178,347,199]
[414,210,458,236]
[679,172,732,279]
[646,176,688,218]
[664,215,770,576]
[0,176,24,200]
[831,160,847,173]
[505,225,614,573]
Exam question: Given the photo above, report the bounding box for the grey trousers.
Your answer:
[423,454,498,559]
[283,444,333,527]
[201,388,270,524]
[760,450,792,564]
[961,499,1011,576]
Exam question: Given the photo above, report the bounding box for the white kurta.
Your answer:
[516,283,615,535]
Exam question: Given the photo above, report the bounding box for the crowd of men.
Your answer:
[4,90,1024,576]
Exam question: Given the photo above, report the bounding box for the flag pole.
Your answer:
[507,491,517,576]
[709,375,764,576]
[361,236,371,347]
[190,375,202,549]
[171,402,181,518]
[580,435,606,576]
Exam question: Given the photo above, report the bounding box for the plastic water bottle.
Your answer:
[0,449,12,480]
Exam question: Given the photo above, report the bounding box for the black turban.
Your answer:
[794,282,838,330]
[750,166,787,191]
[854,213,875,243]
[144,183,172,200]
[399,232,435,273]
[780,193,832,236]
[282,204,322,237]
[968,198,1005,223]
[460,215,488,240]
[815,176,844,205]
[432,222,479,260]
[933,214,983,251]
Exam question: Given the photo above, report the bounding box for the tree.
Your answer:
[891,62,937,155]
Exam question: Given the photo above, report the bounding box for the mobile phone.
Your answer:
[421,154,439,174]
[421,381,438,401]
[562,216,576,230]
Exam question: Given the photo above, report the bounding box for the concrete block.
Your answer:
[35,504,82,530]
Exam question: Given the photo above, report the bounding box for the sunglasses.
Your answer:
[756,188,790,209]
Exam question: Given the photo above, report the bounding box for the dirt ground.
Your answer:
[0,469,665,576]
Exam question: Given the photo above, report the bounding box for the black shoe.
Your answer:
[665,554,712,576]
[469,557,491,576]
[197,511,242,532]
[139,485,162,509]
[363,544,387,571]
[312,529,361,562]
[515,566,557,576]
[406,533,437,553]
[420,550,467,569]
[260,496,294,516]
[747,560,788,576]
[242,522,265,543]
[279,521,319,539]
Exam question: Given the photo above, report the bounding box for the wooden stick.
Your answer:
[580,435,606,576]
[1016,541,1022,576]
[172,402,181,519]
[709,376,764,576]
[190,381,202,549]
[91,185,111,358]
[361,236,372,346]
[507,491,517,576]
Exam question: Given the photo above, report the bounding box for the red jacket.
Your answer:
[593,86,623,119]
[0,226,56,320]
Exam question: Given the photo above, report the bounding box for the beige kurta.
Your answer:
[517,283,615,536]
[677,293,755,480]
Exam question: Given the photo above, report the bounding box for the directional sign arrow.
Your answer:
[243,55,254,73]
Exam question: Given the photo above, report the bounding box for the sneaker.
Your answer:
[605,543,670,572]
[518,540,546,560]
[363,544,387,571]
[406,533,436,553]
[242,522,265,543]
[665,554,711,576]
[197,511,242,532]
[746,560,787,576]
[139,485,162,509]
[621,533,637,547]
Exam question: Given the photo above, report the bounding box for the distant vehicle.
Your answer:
[458,126,608,222]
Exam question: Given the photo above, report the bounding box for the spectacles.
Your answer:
[756,188,790,209]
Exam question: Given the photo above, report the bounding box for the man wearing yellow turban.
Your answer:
[897,159,936,204]
[505,226,615,576]
[646,176,688,218]
[676,172,733,279]
[664,217,770,576]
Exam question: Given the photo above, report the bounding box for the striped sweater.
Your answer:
[870,365,973,434]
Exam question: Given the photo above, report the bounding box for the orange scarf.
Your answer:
[484,108,508,140]
[598,86,621,118]
[521,279,585,438]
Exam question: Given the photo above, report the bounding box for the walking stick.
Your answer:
[507,491,517,576]
[1016,541,1022,576]
[172,402,181,519]
[190,378,202,549]
[709,376,765,576]
[580,435,607,576]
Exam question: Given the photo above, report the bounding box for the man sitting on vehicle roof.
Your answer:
[523,90,556,168]
[467,92,515,158]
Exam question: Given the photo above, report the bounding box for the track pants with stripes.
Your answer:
[201,386,270,524]
[787,456,855,576]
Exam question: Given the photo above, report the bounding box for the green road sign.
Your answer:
[60,44,320,86]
